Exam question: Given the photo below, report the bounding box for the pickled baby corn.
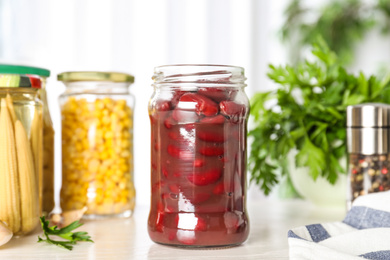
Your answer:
[0,99,21,233]
[0,95,41,235]
[6,94,16,124]
[31,110,42,174]
[38,87,55,214]
[42,122,54,214]
[30,110,43,214]
[15,120,39,233]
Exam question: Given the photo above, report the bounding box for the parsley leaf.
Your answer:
[295,137,325,180]
[38,216,93,250]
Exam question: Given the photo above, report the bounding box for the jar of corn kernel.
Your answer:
[347,103,390,209]
[58,71,136,219]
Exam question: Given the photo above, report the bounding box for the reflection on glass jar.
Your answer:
[0,71,43,235]
[148,65,250,247]
[58,71,136,219]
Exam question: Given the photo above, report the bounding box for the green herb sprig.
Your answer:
[249,37,390,195]
[38,216,93,250]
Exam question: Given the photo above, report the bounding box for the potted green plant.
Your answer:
[248,38,390,204]
[281,0,390,65]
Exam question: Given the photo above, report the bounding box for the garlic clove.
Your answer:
[0,221,13,246]
[50,207,87,228]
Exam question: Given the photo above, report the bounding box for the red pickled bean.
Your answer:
[197,130,225,143]
[199,146,224,156]
[187,169,222,186]
[200,114,226,124]
[179,93,219,116]
[167,144,194,160]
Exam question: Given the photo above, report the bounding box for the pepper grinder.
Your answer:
[346,103,390,208]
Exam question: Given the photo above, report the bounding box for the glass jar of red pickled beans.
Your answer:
[148,65,250,247]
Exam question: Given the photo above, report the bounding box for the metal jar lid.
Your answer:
[347,103,390,154]
[57,71,134,83]
[347,103,390,127]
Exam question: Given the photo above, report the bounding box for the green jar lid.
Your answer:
[57,71,134,83]
[0,64,50,77]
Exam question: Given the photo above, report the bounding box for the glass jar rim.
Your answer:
[152,64,246,88]
[58,71,135,84]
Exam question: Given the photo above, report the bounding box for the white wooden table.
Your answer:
[0,199,346,260]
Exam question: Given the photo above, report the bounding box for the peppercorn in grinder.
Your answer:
[347,103,390,208]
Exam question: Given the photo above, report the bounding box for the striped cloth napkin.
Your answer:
[288,191,390,260]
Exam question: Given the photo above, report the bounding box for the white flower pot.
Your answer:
[288,152,347,208]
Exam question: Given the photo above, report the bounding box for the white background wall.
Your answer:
[0,0,300,208]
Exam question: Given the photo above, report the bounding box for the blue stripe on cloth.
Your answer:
[360,250,390,260]
[305,224,330,242]
[343,206,390,230]
[287,230,304,240]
